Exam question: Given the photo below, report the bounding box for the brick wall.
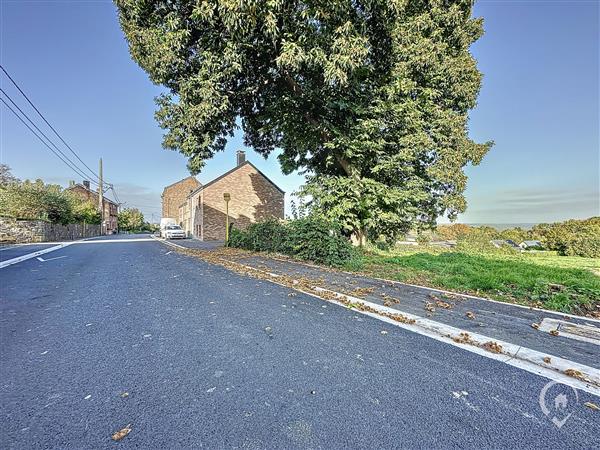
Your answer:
[201,163,284,240]
[0,217,102,243]
[162,177,201,219]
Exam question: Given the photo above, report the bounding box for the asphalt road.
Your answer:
[0,243,59,262]
[1,235,599,449]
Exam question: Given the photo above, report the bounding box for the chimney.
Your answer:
[236,150,246,167]
[83,180,90,190]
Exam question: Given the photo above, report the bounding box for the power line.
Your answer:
[1,96,98,183]
[1,88,100,188]
[0,64,106,187]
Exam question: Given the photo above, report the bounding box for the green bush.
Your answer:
[227,218,356,266]
[533,218,600,257]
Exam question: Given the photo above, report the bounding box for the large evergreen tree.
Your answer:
[115,0,492,241]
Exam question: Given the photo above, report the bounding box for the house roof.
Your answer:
[521,240,542,246]
[162,176,200,194]
[66,183,118,206]
[187,161,285,198]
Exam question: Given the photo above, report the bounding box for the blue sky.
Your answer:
[1,0,598,224]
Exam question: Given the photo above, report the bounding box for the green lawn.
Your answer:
[346,246,600,315]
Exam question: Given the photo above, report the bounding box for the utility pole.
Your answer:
[223,192,231,244]
[98,158,104,235]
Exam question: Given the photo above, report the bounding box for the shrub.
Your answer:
[287,218,356,265]
[227,218,356,266]
[435,223,473,241]
[533,218,600,257]
[230,219,289,253]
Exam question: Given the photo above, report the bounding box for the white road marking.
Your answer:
[538,318,600,346]
[36,255,68,262]
[1,237,159,268]
[73,238,155,244]
[0,243,74,269]
[266,254,600,324]
[154,236,600,396]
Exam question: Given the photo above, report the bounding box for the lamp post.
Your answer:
[223,192,231,243]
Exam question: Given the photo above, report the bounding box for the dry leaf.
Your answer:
[550,330,559,336]
[453,332,475,345]
[482,341,503,354]
[543,357,551,364]
[112,424,132,441]
[584,402,599,411]
[465,311,475,319]
[531,323,539,329]
[564,369,584,380]
[435,300,452,309]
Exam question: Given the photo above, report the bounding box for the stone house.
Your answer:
[161,176,201,219]
[66,180,118,234]
[177,151,284,240]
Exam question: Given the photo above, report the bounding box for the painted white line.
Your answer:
[235,259,600,395]
[153,238,600,395]
[72,238,155,244]
[264,255,600,324]
[538,318,600,346]
[36,255,68,262]
[0,242,74,269]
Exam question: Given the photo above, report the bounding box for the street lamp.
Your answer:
[223,192,231,243]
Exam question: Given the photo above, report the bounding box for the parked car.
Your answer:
[162,225,186,239]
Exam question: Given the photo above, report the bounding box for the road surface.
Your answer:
[1,235,599,448]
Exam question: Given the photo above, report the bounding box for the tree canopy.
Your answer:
[118,207,145,232]
[0,168,101,225]
[116,0,492,240]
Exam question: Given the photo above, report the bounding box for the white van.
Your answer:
[160,218,177,238]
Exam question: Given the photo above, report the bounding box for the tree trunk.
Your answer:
[351,226,367,247]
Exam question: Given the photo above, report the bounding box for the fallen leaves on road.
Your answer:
[453,332,476,345]
[424,302,436,312]
[543,357,551,364]
[482,341,503,354]
[585,402,599,411]
[428,293,453,309]
[531,323,540,330]
[381,293,400,304]
[564,368,584,380]
[349,287,375,298]
[465,312,475,320]
[111,424,132,441]
[435,300,452,309]
[173,247,419,328]
[550,330,560,336]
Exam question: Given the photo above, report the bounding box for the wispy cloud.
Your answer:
[110,182,162,222]
[462,185,599,223]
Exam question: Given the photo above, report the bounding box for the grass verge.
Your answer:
[344,246,600,317]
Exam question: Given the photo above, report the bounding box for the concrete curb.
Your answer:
[263,254,600,324]
[154,238,600,396]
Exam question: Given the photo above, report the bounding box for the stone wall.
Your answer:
[0,217,102,243]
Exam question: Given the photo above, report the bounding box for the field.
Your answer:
[346,246,600,316]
